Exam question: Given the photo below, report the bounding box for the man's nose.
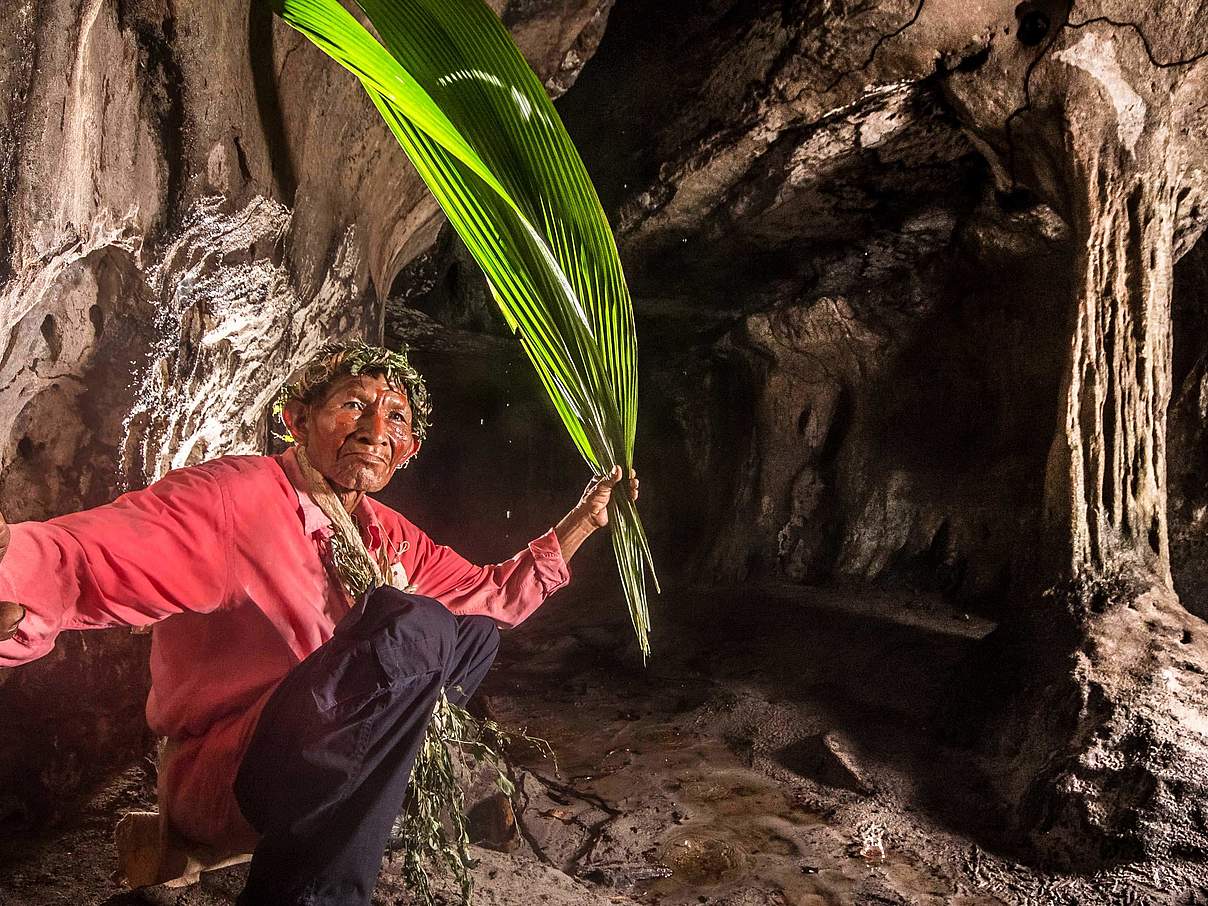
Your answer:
[355,409,390,444]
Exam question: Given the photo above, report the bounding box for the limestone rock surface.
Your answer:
[3,0,1208,880]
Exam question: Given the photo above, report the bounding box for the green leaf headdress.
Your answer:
[274,340,432,446]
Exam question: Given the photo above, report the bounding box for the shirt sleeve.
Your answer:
[404,520,570,628]
[0,464,234,667]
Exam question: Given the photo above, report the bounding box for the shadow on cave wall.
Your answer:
[1169,237,1208,620]
[541,0,1082,620]
[625,194,1075,619]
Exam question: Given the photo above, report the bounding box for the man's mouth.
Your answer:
[343,450,388,465]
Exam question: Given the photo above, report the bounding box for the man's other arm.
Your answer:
[394,467,639,627]
[0,464,234,666]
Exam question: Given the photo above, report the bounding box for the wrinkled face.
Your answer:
[284,372,421,494]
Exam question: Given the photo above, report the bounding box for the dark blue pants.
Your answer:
[232,587,500,906]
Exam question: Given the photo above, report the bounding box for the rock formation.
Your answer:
[554,0,1208,869]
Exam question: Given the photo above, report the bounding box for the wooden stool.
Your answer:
[115,740,253,889]
[114,811,253,889]
[114,809,253,889]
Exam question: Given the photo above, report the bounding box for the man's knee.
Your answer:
[359,587,454,632]
[397,593,458,639]
[458,615,500,661]
[354,588,458,671]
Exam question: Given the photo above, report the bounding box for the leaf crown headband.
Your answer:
[274,340,432,445]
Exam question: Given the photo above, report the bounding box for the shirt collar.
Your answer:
[279,447,331,536]
[278,447,384,551]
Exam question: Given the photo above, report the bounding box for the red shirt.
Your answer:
[0,449,569,846]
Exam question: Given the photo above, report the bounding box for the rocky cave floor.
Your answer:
[3,583,1208,906]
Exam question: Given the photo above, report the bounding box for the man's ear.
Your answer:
[403,438,422,466]
[282,400,310,446]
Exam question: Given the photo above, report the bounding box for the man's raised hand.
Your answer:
[579,466,639,529]
[0,512,23,642]
[554,466,640,562]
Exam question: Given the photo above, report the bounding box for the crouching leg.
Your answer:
[233,588,497,906]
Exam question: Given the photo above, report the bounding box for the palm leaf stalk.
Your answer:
[273,0,658,654]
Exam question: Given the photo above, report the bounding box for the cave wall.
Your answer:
[549,0,1208,617]
[545,0,1074,609]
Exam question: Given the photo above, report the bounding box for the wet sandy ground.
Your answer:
[481,582,1208,905]
[2,582,1206,905]
[484,581,1005,906]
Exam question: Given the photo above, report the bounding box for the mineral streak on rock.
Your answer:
[1055,32,1147,153]
[121,195,372,483]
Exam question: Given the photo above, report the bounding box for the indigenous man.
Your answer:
[0,341,637,905]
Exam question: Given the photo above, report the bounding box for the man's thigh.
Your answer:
[233,591,456,832]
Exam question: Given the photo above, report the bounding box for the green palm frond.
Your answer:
[273,0,658,654]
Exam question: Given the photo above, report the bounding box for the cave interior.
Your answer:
[2,0,1208,904]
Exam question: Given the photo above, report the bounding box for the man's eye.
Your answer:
[389,412,410,424]
[343,400,364,410]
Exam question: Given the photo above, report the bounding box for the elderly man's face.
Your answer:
[285,372,420,493]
